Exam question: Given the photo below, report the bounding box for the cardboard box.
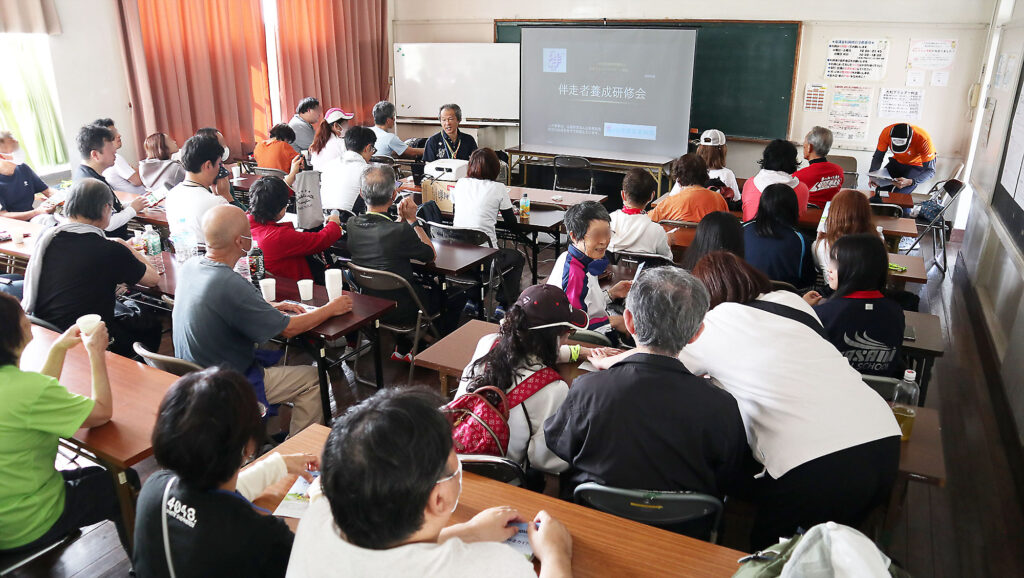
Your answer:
[421,176,456,213]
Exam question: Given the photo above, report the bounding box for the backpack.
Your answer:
[444,367,562,457]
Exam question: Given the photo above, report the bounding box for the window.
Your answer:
[0,33,67,171]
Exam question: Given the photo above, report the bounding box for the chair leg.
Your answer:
[408,315,423,387]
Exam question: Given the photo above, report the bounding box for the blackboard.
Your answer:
[496,20,800,141]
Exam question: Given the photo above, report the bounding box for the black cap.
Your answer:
[516,285,589,330]
[889,124,913,154]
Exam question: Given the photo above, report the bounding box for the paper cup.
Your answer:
[12,232,24,245]
[259,278,276,302]
[231,165,242,179]
[298,279,314,301]
[325,269,343,301]
[76,314,102,335]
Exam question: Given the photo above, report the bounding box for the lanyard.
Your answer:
[442,132,460,159]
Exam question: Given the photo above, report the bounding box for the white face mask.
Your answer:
[436,460,463,514]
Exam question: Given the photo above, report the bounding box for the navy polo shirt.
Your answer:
[0,164,47,212]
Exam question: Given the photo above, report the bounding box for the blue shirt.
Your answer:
[743,222,816,288]
[0,164,47,213]
[814,292,905,377]
[370,126,408,157]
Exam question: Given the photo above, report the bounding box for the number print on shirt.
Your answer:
[166,496,198,528]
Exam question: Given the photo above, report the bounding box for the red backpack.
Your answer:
[443,367,562,457]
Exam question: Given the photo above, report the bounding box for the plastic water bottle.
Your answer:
[170,219,197,263]
[248,239,265,282]
[520,191,530,221]
[234,255,251,281]
[891,369,920,441]
[143,224,164,274]
[130,230,146,253]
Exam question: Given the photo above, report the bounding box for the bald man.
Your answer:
[172,205,353,436]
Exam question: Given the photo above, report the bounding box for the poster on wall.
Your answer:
[878,88,924,120]
[825,39,889,80]
[804,83,827,111]
[906,39,958,71]
[828,85,872,141]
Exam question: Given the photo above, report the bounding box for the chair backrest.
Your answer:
[770,280,800,294]
[613,251,675,269]
[27,314,62,333]
[253,166,287,178]
[458,454,527,486]
[346,262,431,313]
[863,375,900,402]
[553,155,594,193]
[370,155,395,166]
[829,154,859,189]
[657,219,699,229]
[569,329,613,347]
[807,203,822,210]
[574,482,724,543]
[427,222,493,247]
[132,342,203,377]
[942,178,965,200]
[870,203,904,218]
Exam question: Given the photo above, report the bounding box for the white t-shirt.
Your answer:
[319,150,366,211]
[677,290,901,479]
[103,153,145,195]
[371,126,408,157]
[451,178,513,247]
[286,498,535,578]
[310,134,347,172]
[607,210,672,259]
[166,180,228,241]
[669,167,740,200]
[457,333,571,473]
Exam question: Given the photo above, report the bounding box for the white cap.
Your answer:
[903,369,917,382]
[700,129,726,146]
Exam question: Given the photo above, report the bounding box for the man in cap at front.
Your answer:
[868,123,936,194]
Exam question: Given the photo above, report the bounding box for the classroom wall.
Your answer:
[47,0,138,166]
[390,0,992,185]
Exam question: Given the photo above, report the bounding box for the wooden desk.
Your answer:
[423,239,498,276]
[903,311,944,405]
[113,191,169,228]
[414,319,590,397]
[798,209,918,239]
[0,216,42,268]
[20,325,179,551]
[399,181,605,210]
[230,174,259,192]
[882,191,914,210]
[887,406,946,536]
[250,425,745,577]
[888,253,927,285]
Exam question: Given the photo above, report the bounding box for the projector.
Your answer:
[424,159,468,182]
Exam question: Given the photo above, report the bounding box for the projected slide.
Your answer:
[520,27,697,160]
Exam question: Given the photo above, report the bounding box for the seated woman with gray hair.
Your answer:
[423,103,478,163]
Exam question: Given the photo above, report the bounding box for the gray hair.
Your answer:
[805,126,833,157]
[625,267,709,355]
[372,101,396,126]
[438,103,462,122]
[65,178,113,221]
[360,163,397,207]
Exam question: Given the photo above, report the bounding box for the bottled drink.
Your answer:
[248,239,265,282]
[234,255,251,281]
[142,224,165,274]
[170,218,197,263]
[520,192,530,221]
[891,369,920,441]
[130,230,146,253]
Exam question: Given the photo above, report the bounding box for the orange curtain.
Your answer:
[275,0,389,127]
[119,0,271,157]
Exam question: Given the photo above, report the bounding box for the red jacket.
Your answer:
[794,158,844,207]
[248,214,342,280]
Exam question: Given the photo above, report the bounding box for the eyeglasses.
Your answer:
[435,459,462,485]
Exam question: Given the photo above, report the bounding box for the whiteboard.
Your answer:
[394,43,520,121]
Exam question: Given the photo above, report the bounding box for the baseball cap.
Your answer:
[516,285,588,331]
[889,123,913,153]
[700,129,726,146]
[325,107,354,124]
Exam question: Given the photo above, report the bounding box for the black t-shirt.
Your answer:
[72,164,130,239]
[544,353,749,497]
[34,231,146,330]
[422,130,478,163]
[133,470,294,578]
[814,292,905,377]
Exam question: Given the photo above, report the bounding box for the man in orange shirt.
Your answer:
[869,123,936,194]
[650,153,728,245]
[253,124,300,173]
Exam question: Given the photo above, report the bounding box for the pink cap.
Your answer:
[325,107,354,123]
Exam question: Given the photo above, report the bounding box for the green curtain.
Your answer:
[0,34,67,168]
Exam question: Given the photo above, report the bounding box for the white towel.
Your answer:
[752,169,800,192]
[22,222,106,314]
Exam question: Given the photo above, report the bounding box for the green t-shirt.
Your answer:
[0,365,95,549]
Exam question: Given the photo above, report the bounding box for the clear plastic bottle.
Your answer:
[891,369,920,441]
[130,229,146,253]
[234,255,251,281]
[171,218,196,263]
[248,239,265,282]
[520,191,530,221]
[142,224,165,274]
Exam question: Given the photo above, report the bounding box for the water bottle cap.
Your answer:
[144,224,154,232]
[903,369,917,382]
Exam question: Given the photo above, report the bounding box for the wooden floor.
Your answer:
[11,239,1024,577]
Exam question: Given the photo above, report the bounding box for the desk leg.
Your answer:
[880,474,910,546]
[479,264,487,320]
[314,340,332,424]
[531,231,539,285]
[108,466,137,555]
[373,320,384,388]
[439,373,448,398]
[918,355,935,406]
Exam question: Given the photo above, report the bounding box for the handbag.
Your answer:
[917,197,944,223]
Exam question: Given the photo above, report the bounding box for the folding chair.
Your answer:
[0,530,81,575]
[902,178,965,274]
[133,342,204,377]
[610,250,676,269]
[346,263,441,386]
[27,314,62,333]
[829,154,859,189]
[569,329,613,347]
[253,166,287,178]
[574,482,725,543]
[458,454,527,486]
[553,155,595,194]
[428,222,520,321]
[870,203,904,218]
